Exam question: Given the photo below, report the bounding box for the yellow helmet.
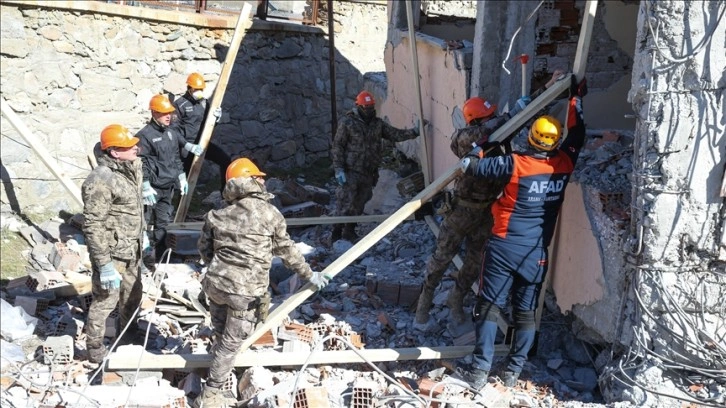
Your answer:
[528,115,562,151]
[186,72,205,90]
[226,158,266,181]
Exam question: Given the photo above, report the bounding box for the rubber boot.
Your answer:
[446,286,466,324]
[414,287,435,324]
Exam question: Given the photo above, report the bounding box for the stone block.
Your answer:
[398,283,422,307]
[42,335,74,365]
[376,281,400,305]
[50,242,81,272]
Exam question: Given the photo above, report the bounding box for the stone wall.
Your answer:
[0,1,390,215]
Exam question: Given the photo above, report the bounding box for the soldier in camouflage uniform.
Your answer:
[194,158,331,407]
[331,90,420,242]
[81,124,145,364]
[415,71,564,328]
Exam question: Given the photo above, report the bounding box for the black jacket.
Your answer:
[137,120,186,189]
[172,93,208,144]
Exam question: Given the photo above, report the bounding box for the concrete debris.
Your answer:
[1,165,721,408]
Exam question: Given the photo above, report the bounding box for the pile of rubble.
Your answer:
[1,168,624,407]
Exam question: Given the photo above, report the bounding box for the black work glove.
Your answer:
[570,75,588,98]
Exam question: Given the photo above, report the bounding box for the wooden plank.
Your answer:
[107,344,511,370]
[236,165,461,354]
[174,3,253,223]
[572,0,598,81]
[405,1,431,186]
[166,214,413,231]
[1,0,237,28]
[0,97,84,207]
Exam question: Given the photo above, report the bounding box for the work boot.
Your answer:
[192,385,237,408]
[341,223,358,242]
[414,287,435,324]
[501,370,520,387]
[451,364,489,391]
[331,225,342,242]
[446,286,466,324]
[87,346,106,365]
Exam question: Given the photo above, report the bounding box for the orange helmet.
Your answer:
[149,94,175,113]
[462,97,497,125]
[528,115,562,151]
[186,72,205,90]
[100,124,138,150]
[226,158,266,181]
[355,91,375,107]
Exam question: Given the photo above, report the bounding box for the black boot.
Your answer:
[331,225,342,242]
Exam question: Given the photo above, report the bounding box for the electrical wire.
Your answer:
[75,249,172,406]
[501,1,544,75]
[644,0,726,64]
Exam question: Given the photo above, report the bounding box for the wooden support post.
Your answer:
[405,0,431,186]
[1,97,84,207]
[174,3,252,223]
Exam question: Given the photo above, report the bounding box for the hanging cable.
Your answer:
[501,1,544,75]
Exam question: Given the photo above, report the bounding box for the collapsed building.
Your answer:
[0,0,724,407]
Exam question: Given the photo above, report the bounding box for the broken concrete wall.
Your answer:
[0,1,391,216]
[598,1,726,405]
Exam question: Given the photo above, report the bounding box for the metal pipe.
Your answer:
[405,0,431,185]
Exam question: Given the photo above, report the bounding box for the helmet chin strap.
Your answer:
[152,117,167,129]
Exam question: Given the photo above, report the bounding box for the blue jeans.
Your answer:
[472,238,547,373]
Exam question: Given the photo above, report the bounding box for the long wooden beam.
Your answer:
[0,0,236,28]
[174,3,252,223]
[1,97,84,207]
[107,344,509,370]
[167,214,414,230]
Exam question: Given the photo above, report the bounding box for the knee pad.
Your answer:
[513,310,535,331]
[474,299,501,323]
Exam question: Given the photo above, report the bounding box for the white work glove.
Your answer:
[178,173,189,196]
[309,272,332,291]
[213,107,222,123]
[142,181,158,206]
[99,262,122,290]
[184,142,204,157]
[334,168,346,186]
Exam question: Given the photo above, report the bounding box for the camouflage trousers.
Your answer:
[334,172,377,217]
[203,279,262,389]
[424,201,493,294]
[85,257,142,354]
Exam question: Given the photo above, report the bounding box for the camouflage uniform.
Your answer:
[416,116,509,324]
[331,109,418,239]
[198,176,314,389]
[81,154,144,361]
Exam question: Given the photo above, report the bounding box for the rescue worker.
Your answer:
[81,124,145,363]
[172,72,229,193]
[454,75,588,390]
[415,70,565,329]
[331,90,421,242]
[137,94,203,260]
[194,158,331,407]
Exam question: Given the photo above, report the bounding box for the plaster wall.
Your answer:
[551,183,604,312]
[379,32,470,181]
